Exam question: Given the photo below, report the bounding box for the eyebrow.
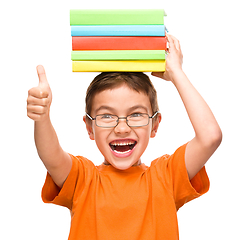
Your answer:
[95,105,149,114]
[129,105,148,112]
[95,105,115,114]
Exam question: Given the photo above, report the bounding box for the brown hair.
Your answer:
[85,72,159,119]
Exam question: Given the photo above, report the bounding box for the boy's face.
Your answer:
[84,84,161,170]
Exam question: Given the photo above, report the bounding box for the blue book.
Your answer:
[71,25,165,36]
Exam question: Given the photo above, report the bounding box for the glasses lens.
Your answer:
[127,113,149,127]
[96,114,118,127]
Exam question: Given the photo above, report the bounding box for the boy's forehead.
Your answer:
[91,85,152,114]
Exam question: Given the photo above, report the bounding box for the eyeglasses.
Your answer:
[86,111,159,128]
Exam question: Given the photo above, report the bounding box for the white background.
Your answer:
[0,0,233,239]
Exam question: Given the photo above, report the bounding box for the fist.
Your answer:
[151,34,183,82]
[27,65,52,121]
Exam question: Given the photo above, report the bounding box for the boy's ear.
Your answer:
[83,116,94,140]
[150,113,161,138]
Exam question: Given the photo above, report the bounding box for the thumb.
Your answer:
[151,72,164,79]
[37,65,49,87]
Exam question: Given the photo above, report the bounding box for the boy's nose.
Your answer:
[114,118,131,135]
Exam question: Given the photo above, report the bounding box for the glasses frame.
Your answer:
[86,111,159,128]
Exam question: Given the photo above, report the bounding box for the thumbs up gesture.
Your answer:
[27,65,52,121]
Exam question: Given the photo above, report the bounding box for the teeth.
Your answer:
[113,149,131,154]
[111,140,135,146]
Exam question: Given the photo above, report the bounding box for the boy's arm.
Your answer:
[27,65,72,188]
[152,35,222,180]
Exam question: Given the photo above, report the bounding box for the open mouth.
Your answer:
[109,139,137,154]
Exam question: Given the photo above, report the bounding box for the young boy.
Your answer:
[27,35,222,240]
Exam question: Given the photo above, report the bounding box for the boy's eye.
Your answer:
[101,114,114,119]
[130,113,144,118]
[98,114,117,122]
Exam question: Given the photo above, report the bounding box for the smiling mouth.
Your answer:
[109,139,137,154]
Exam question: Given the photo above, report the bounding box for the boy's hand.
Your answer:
[27,65,52,121]
[152,34,183,82]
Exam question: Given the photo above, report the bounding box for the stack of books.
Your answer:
[70,9,167,72]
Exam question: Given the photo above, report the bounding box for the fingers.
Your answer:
[152,34,183,81]
[165,33,183,65]
[27,104,48,116]
[27,65,52,121]
[35,65,51,99]
[27,92,49,106]
[28,86,49,99]
[27,87,50,121]
[37,65,49,87]
[151,72,164,79]
[27,108,49,121]
[27,99,49,120]
[166,34,181,52]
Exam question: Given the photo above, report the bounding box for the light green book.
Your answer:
[70,9,166,25]
[71,50,166,60]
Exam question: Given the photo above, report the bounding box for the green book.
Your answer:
[71,50,166,60]
[70,9,166,25]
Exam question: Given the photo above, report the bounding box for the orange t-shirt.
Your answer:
[42,144,209,240]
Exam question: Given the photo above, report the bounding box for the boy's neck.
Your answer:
[103,159,142,167]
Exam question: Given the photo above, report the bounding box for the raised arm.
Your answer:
[27,65,72,187]
[152,35,222,180]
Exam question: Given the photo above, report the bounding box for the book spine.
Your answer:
[71,50,166,60]
[72,60,166,72]
[70,9,165,25]
[71,25,165,37]
[72,36,167,50]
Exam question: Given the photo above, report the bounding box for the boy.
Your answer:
[27,35,222,240]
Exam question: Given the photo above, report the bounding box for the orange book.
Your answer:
[72,36,167,50]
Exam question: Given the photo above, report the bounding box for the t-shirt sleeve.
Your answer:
[41,154,96,210]
[152,143,210,210]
